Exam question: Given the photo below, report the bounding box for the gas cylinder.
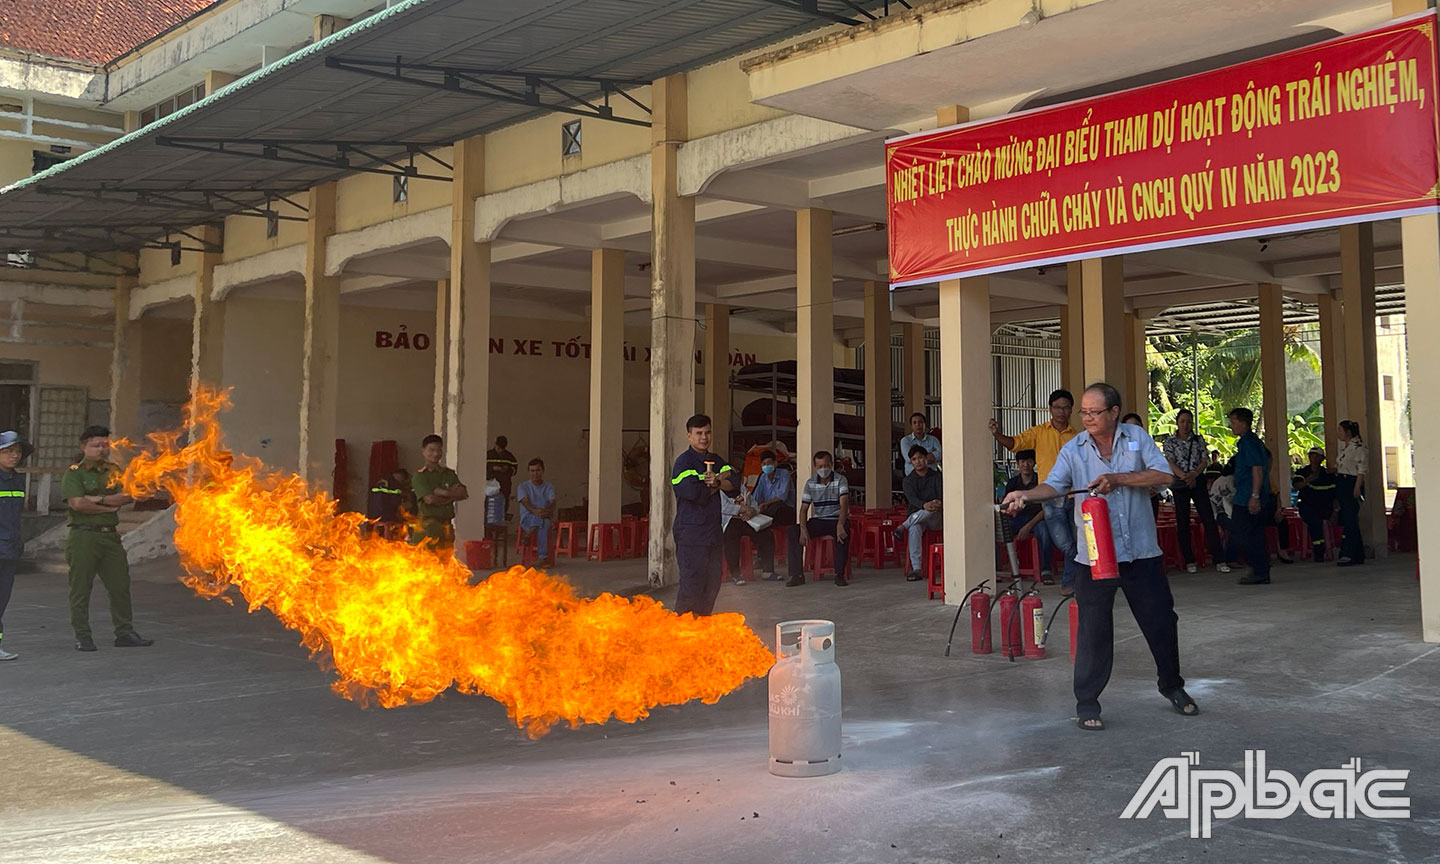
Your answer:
[1081,494,1120,579]
[970,591,992,655]
[1022,594,1045,659]
[998,593,1021,659]
[769,619,841,777]
[1068,598,1080,663]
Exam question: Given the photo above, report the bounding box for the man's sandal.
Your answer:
[1077,716,1105,731]
[1163,688,1200,716]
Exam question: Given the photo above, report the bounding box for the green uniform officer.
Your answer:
[409,434,468,554]
[60,425,153,652]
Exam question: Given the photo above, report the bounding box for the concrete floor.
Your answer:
[2,550,1438,864]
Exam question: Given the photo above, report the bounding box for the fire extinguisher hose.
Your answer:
[1040,594,1074,648]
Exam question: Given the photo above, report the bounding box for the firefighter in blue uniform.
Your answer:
[670,413,737,616]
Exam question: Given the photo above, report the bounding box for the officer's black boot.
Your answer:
[75,635,97,652]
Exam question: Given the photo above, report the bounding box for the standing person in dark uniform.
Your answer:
[1228,408,1273,585]
[486,436,517,519]
[0,430,24,660]
[411,435,467,555]
[1294,447,1336,562]
[366,468,411,540]
[62,425,153,652]
[1334,419,1369,566]
[1002,382,1194,731]
[670,414,737,616]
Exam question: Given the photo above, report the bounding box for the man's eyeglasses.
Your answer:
[1078,408,1116,419]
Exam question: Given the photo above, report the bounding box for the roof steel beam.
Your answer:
[155,137,454,181]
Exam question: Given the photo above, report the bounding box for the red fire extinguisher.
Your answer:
[1081,492,1120,579]
[1022,592,1045,659]
[998,593,1021,659]
[970,591,992,655]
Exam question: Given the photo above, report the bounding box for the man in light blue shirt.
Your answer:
[752,449,799,582]
[516,458,557,568]
[899,413,942,476]
[1002,382,1196,732]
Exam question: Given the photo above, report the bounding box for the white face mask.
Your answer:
[817,466,833,479]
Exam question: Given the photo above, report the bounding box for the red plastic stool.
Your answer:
[1157,522,1182,571]
[619,521,641,558]
[858,521,886,568]
[588,523,622,562]
[463,540,493,570]
[902,529,943,578]
[772,525,788,564]
[925,542,945,600]
[806,536,850,580]
[555,521,586,559]
[515,530,541,566]
[723,536,755,582]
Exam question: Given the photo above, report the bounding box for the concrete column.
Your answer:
[1401,212,1440,642]
[447,136,490,545]
[109,255,141,444]
[1317,291,1349,466]
[1258,283,1288,490]
[864,282,893,508]
[647,74,697,589]
[191,224,224,399]
[703,304,731,457]
[901,322,926,420]
[433,279,449,434]
[1124,311,1148,423]
[204,70,236,94]
[797,208,834,467]
[1340,222,1387,556]
[938,275,993,601]
[590,248,625,526]
[1062,262,1086,395]
[1080,256,1126,388]
[299,183,339,487]
[312,14,350,40]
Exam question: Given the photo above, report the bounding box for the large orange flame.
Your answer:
[121,388,774,737]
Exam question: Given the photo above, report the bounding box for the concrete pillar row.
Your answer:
[589,249,626,527]
[299,182,339,488]
[863,282,893,508]
[1080,256,1126,389]
[1317,291,1349,467]
[703,303,731,458]
[931,104,995,602]
[901,322,926,421]
[1340,223,1387,557]
[647,73,697,589]
[1062,262,1086,396]
[1402,213,1440,642]
[448,136,490,546]
[109,253,142,444]
[191,224,225,403]
[1258,283,1288,492]
[796,207,835,468]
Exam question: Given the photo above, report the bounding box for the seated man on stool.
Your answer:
[516,458,556,567]
[720,486,762,585]
[752,449,799,582]
[896,445,943,581]
[791,451,850,588]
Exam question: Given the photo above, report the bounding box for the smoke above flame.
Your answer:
[121,388,774,737]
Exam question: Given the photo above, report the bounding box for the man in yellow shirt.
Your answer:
[989,389,1080,593]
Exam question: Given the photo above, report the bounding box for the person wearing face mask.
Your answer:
[751,449,799,582]
[792,451,850,588]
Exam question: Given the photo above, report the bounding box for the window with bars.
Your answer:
[393,175,408,203]
[562,120,582,156]
[34,386,86,468]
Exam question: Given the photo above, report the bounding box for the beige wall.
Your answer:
[1378,314,1413,495]
[139,316,192,403]
[220,296,304,473]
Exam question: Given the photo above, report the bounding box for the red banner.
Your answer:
[887,14,1440,286]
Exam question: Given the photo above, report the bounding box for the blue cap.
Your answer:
[0,431,18,450]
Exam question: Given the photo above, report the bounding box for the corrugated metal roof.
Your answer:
[0,0,900,258]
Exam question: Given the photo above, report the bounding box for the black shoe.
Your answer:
[785,574,806,587]
[1236,574,1271,585]
[114,632,155,648]
[905,572,923,582]
[75,635,97,652]
[892,527,907,548]
[833,576,849,586]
